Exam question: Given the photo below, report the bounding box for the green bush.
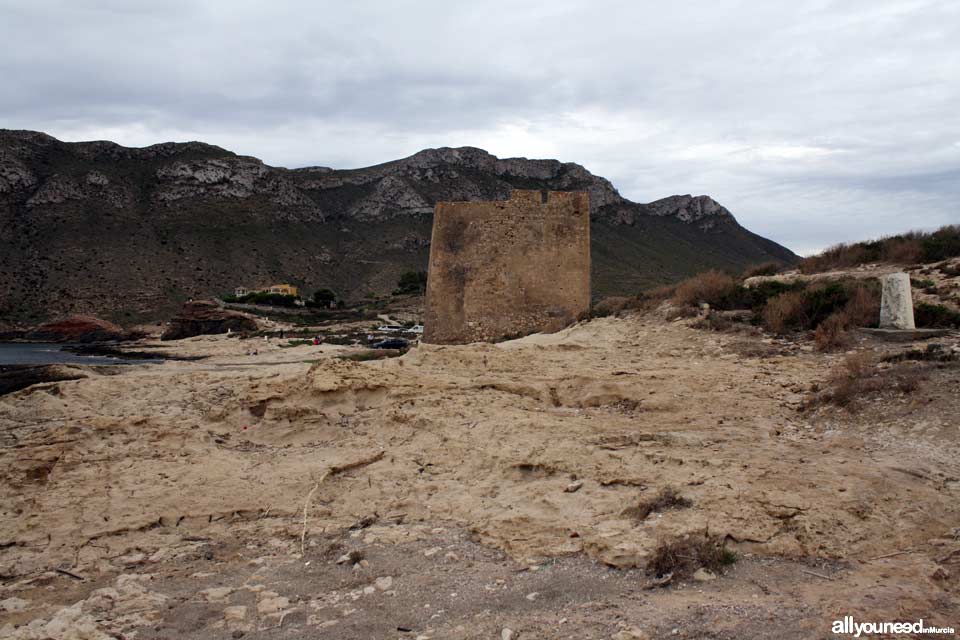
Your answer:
[228,292,300,307]
[761,280,880,334]
[312,288,337,304]
[915,303,960,328]
[395,271,428,295]
[921,226,960,262]
[280,339,313,348]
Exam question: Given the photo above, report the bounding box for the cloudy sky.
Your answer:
[2,0,958,254]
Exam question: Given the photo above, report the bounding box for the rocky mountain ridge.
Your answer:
[0,130,797,325]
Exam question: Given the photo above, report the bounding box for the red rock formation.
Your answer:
[25,315,126,343]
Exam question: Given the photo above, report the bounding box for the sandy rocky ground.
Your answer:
[1,303,959,638]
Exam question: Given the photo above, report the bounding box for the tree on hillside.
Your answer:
[395,271,428,295]
[312,288,337,305]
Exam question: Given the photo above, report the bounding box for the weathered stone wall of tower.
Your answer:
[423,189,590,344]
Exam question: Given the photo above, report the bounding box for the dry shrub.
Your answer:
[663,305,700,321]
[762,290,807,334]
[813,313,850,352]
[881,237,924,264]
[624,486,691,520]
[799,225,960,274]
[691,312,735,332]
[806,352,923,411]
[843,350,875,378]
[799,243,871,274]
[644,284,677,300]
[591,296,643,318]
[843,283,881,327]
[671,270,738,307]
[647,532,736,578]
[761,280,880,335]
[742,261,782,278]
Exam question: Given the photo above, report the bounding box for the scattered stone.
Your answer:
[564,480,584,493]
[374,576,394,591]
[0,597,30,612]
[525,592,540,601]
[501,628,516,640]
[223,605,247,621]
[613,627,650,640]
[223,606,250,633]
[423,546,442,557]
[256,591,289,615]
[693,568,717,582]
[112,552,146,567]
[336,550,363,565]
[199,586,234,602]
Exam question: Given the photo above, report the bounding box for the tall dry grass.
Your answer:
[671,270,738,307]
[799,225,960,274]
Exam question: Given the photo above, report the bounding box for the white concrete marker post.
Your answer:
[879,272,915,330]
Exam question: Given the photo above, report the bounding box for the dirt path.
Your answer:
[1,314,957,638]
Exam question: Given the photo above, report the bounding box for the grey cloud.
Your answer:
[1,0,958,254]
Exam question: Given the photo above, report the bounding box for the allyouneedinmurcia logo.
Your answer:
[832,616,955,637]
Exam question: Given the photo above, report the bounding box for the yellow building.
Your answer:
[267,283,298,296]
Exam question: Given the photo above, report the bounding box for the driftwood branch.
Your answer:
[300,450,385,555]
[54,568,85,581]
[800,568,835,581]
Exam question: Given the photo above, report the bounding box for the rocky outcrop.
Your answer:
[161,301,259,341]
[24,315,127,343]
[0,129,798,323]
[0,365,87,397]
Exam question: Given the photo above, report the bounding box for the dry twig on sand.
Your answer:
[300,450,385,555]
[800,568,835,581]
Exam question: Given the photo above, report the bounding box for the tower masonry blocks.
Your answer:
[423,190,591,344]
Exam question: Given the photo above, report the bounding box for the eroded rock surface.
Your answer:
[161,300,259,340]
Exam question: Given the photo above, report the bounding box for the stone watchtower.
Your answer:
[423,189,591,344]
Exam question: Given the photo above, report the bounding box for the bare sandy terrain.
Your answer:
[1,314,958,638]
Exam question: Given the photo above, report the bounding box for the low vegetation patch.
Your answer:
[647,532,736,578]
[761,280,880,335]
[591,296,645,318]
[280,339,313,348]
[813,313,851,351]
[624,486,691,520]
[804,352,923,412]
[742,261,783,278]
[883,343,958,364]
[223,292,300,307]
[670,270,738,308]
[394,270,428,295]
[799,225,960,274]
[915,302,960,328]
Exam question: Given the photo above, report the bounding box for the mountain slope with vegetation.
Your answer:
[0,130,797,325]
